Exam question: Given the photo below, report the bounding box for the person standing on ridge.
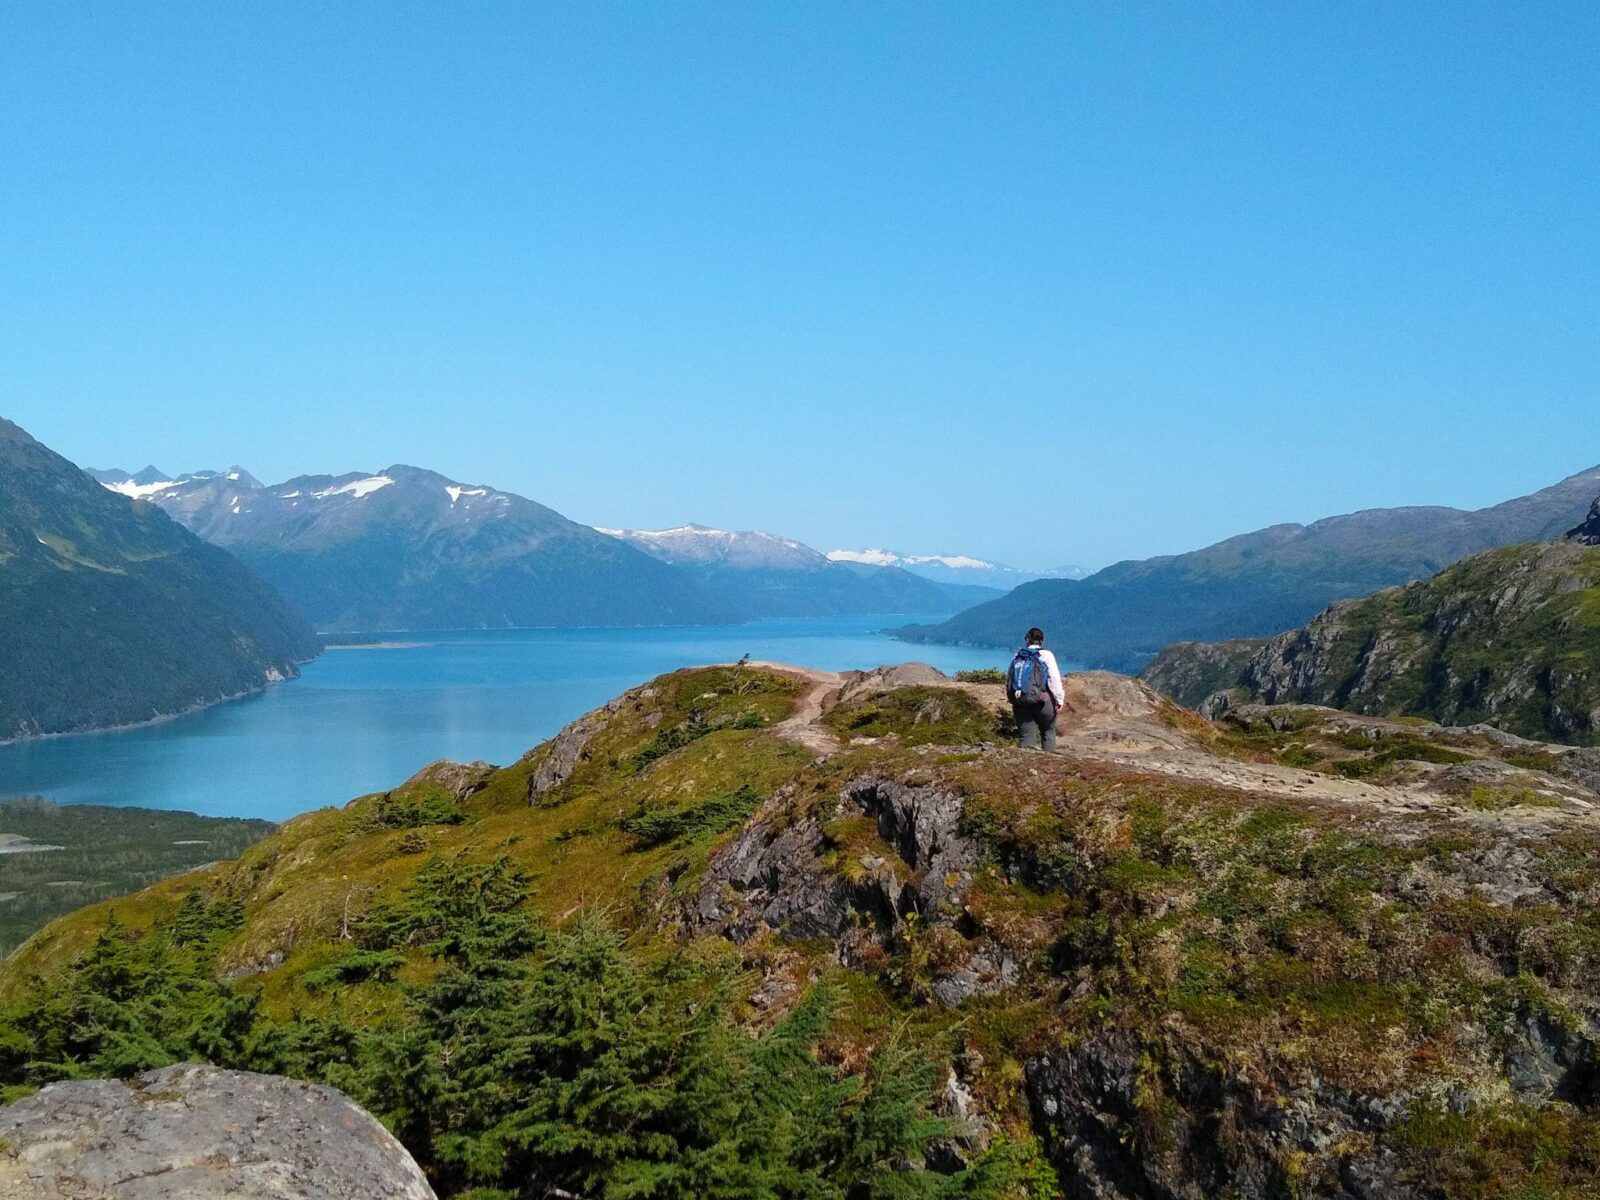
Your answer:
[1006,627,1065,750]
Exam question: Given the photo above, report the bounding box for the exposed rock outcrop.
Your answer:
[1566,497,1600,545]
[1025,1035,1419,1200]
[691,774,1016,1005]
[0,1064,435,1199]
[401,759,494,802]
[525,686,650,801]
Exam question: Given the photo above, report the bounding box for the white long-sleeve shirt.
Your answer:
[1026,644,1066,707]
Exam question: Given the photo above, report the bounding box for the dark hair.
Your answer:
[1027,627,1045,644]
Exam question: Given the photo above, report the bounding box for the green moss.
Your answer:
[1466,786,1562,811]
[1390,1102,1600,1199]
[824,685,1004,746]
[1277,744,1326,767]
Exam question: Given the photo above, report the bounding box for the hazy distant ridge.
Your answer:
[898,465,1600,670]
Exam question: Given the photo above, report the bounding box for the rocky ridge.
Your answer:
[1568,497,1600,546]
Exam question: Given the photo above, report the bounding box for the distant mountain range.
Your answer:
[823,548,1089,591]
[599,525,997,618]
[1142,507,1600,743]
[89,465,733,632]
[1,422,320,740]
[90,469,994,630]
[898,465,1600,670]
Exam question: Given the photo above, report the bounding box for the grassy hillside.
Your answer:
[0,665,1596,1198]
[1143,539,1600,743]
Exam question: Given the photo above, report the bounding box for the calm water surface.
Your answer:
[0,617,1014,821]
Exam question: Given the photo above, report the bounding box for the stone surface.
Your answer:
[836,662,952,703]
[691,772,1015,1004]
[525,687,647,801]
[0,1064,435,1199]
[401,759,494,802]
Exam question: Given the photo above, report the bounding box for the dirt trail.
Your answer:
[732,662,1598,822]
[741,662,847,758]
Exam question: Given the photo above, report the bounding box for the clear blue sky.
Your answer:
[1,2,1595,569]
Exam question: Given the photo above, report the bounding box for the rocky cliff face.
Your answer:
[3,664,1598,1198]
[1567,498,1600,546]
[0,1064,434,1199]
[1143,536,1600,744]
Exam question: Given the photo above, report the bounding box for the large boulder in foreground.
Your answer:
[0,1064,434,1199]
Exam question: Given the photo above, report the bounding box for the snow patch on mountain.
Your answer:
[827,548,1091,590]
[597,524,826,570]
[101,478,182,500]
[315,476,394,500]
[828,549,996,571]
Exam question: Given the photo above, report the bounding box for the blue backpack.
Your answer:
[1008,647,1051,705]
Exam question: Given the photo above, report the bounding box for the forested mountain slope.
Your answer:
[0,419,320,739]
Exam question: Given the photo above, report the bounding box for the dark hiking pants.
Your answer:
[1013,699,1058,751]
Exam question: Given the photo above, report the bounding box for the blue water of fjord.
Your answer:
[0,617,1015,822]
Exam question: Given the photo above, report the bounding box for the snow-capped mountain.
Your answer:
[825,548,1090,591]
[598,524,999,618]
[89,467,999,629]
[597,524,825,572]
[88,465,732,632]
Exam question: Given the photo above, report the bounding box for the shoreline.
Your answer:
[324,641,432,651]
[0,658,315,749]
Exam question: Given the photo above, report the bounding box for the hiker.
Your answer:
[1006,627,1065,750]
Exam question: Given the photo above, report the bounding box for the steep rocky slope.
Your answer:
[900,465,1600,670]
[1143,536,1600,744]
[0,420,320,740]
[1567,497,1600,546]
[2,665,1596,1198]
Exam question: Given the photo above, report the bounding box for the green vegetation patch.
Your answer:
[369,785,466,829]
[0,799,273,956]
[630,706,767,770]
[825,686,1003,746]
[622,783,763,848]
[0,856,1045,1200]
[1465,786,1562,812]
[1390,1101,1600,1200]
